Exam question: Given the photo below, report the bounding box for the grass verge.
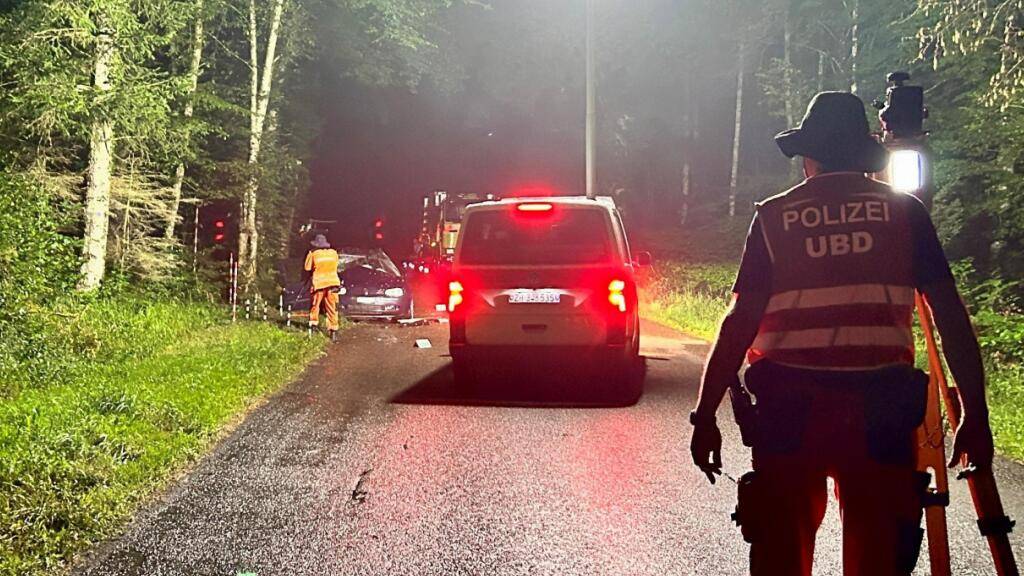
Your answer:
[639,259,1024,462]
[638,261,736,340]
[0,295,325,576]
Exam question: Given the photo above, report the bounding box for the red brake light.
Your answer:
[516,202,553,212]
[448,281,464,312]
[608,279,627,312]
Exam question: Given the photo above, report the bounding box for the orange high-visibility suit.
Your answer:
[304,248,341,332]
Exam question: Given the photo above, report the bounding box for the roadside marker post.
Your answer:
[229,252,238,323]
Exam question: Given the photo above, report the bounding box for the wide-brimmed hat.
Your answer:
[775,91,888,173]
[310,234,330,249]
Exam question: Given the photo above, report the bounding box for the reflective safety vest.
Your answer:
[304,248,341,291]
[749,173,916,370]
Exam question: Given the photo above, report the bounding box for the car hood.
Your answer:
[341,267,406,290]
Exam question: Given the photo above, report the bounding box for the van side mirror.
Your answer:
[634,251,652,267]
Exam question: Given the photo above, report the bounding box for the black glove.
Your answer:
[690,419,723,484]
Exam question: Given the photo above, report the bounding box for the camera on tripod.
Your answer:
[875,71,928,139]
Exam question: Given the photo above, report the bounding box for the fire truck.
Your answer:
[415,190,493,261]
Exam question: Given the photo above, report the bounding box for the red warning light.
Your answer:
[374,232,384,240]
[516,202,553,212]
[214,220,225,228]
[374,219,384,228]
[214,233,225,242]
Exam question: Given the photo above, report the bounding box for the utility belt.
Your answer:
[731,359,928,460]
[729,360,929,545]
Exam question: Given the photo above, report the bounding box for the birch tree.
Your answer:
[237,0,286,290]
[782,8,802,179]
[164,0,207,239]
[0,0,190,291]
[848,0,860,93]
[79,23,116,290]
[728,35,745,219]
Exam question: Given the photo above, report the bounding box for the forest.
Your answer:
[1,1,1023,300]
[1,1,1024,571]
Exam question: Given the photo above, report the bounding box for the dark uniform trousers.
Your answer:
[746,362,927,576]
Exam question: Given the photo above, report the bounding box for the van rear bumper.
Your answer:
[449,342,633,366]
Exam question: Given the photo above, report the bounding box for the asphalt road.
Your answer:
[76,320,1024,575]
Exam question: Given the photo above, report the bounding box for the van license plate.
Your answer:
[508,290,560,304]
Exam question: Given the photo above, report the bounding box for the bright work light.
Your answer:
[889,149,924,193]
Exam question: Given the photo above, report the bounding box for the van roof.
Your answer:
[465,195,617,212]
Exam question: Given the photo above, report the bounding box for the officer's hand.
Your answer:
[690,423,723,484]
[948,416,994,470]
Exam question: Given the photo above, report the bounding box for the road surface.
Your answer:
[76,320,1024,575]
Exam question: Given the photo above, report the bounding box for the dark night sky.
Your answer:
[307,0,789,253]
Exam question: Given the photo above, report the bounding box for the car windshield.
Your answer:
[339,252,401,277]
[459,207,612,265]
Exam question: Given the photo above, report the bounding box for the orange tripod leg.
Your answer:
[913,295,952,575]
[916,293,1019,576]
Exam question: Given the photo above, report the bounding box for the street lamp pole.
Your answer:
[585,0,596,198]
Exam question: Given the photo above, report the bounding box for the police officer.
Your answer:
[304,234,341,341]
[689,92,995,575]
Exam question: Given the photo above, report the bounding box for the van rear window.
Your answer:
[459,208,613,265]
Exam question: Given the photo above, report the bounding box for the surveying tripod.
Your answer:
[875,71,1018,576]
[911,293,1019,576]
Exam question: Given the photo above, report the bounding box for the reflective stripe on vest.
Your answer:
[750,175,917,370]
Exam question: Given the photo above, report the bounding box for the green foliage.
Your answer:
[0,172,78,307]
[0,294,324,575]
[915,0,1024,110]
[0,0,194,166]
[950,259,1024,365]
[0,173,80,393]
[988,365,1024,462]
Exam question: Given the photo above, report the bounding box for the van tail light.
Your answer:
[448,281,464,312]
[608,279,628,313]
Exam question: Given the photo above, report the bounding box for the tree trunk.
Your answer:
[78,25,116,291]
[239,0,285,290]
[680,162,690,226]
[783,15,794,128]
[818,49,825,92]
[783,11,799,180]
[849,0,859,93]
[164,0,206,239]
[728,37,745,219]
[680,66,693,227]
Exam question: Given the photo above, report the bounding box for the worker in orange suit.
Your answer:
[304,234,341,341]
